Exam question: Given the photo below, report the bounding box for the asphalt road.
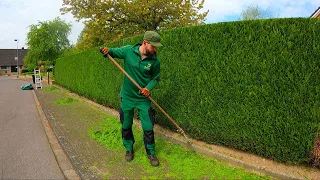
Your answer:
[0,76,64,179]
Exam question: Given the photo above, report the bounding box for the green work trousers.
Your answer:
[120,98,156,155]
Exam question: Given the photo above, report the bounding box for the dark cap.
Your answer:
[143,31,162,47]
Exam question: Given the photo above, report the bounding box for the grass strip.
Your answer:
[90,116,270,179]
[43,86,59,92]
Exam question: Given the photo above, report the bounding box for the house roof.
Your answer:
[0,49,28,66]
[311,6,320,18]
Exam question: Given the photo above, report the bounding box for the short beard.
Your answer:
[145,48,154,57]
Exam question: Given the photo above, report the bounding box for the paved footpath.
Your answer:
[0,76,64,179]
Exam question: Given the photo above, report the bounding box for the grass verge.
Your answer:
[89,116,270,179]
[43,86,59,92]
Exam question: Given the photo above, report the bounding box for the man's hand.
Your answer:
[140,88,150,97]
[100,47,109,56]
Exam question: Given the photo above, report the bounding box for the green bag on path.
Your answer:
[21,84,34,90]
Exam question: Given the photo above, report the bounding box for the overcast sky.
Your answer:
[1,0,319,49]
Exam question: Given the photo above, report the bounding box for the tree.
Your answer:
[61,0,208,49]
[24,17,72,70]
[74,21,106,50]
[240,5,273,20]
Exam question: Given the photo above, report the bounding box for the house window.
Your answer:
[1,66,8,70]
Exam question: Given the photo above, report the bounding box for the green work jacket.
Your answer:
[109,44,160,101]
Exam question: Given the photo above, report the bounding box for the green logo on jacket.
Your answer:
[144,63,151,71]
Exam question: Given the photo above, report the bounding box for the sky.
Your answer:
[1,0,320,49]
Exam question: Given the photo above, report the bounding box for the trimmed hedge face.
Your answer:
[55,18,320,164]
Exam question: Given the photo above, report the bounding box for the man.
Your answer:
[100,31,162,167]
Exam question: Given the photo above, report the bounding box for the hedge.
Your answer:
[55,18,320,164]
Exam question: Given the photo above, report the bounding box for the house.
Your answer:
[311,7,320,18]
[0,49,28,75]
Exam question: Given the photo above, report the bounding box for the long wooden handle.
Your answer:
[106,54,191,144]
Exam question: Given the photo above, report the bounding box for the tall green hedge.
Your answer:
[55,18,320,164]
